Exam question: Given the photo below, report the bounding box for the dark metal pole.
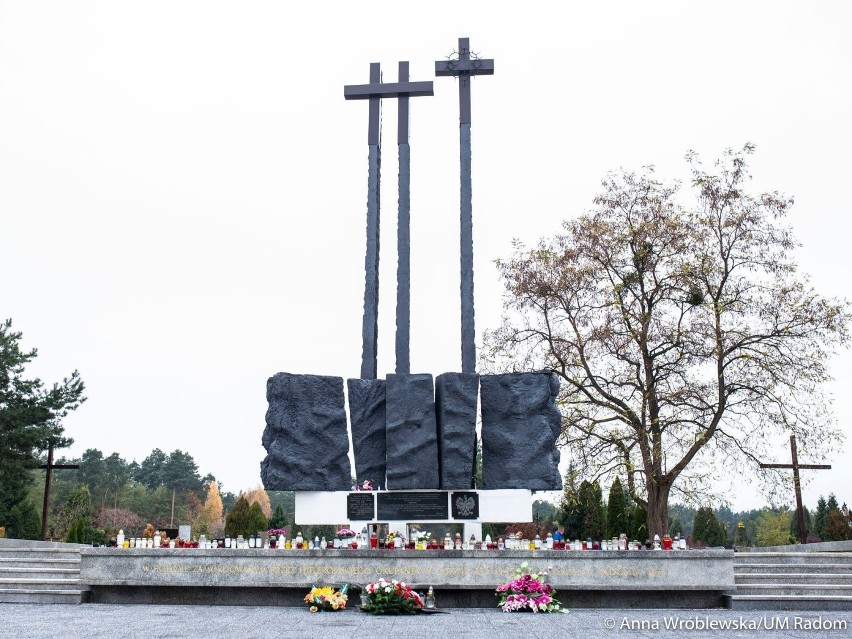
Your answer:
[790,435,807,545]
[39,445,54,540]
[361,62,382,380]
[396,61,411,375]
[435,38,494,375]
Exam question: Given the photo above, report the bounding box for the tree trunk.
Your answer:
[645,480,671,540]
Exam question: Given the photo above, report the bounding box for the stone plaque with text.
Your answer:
[377,491,448,521]
[347,493,375,520]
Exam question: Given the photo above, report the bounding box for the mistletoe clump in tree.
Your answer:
[483,145,849,538]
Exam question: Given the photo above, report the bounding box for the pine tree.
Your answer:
[606,477,629,538]
[669,516,684,538]
[224,496,251,537]
[630,504,648,541]
[268,504,287,530]
[557,467,586,539]
[788,506,812,542]
[814,496,829,540]
[0,320,85,529]
[581,481,605,540]
[246,501,268,536]
[692,507,726,547]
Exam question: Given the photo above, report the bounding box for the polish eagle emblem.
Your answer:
[455,494,476,517]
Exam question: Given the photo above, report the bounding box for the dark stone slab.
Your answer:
[480,372,562,490]
[347,378,386,487]
[435,372,479,489]
[385,373,439,489]
[376,491,448,520]
[260,373,352,491]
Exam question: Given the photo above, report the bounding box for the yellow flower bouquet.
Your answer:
[304,584,349,612]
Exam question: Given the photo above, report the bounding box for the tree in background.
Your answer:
[57,485,93,543]
[246,501,268,536]
[224,495,251,538]
[788,506,813,543]
[268,504,288,531]
[630,504,648,541]
[581,480,605,540]
[825,503,852,541]
[482,146,850,538]
[533,499,558,528]
[669,516,684,538]
[6,501,40,540]
[0,319,85,535]
[606,477,629,538]
[195,481,225,537]
[692,507,726,547]
[814,496,829,540]
[243,485,272,519]
[755,509,793,546]
[559,475,587,540]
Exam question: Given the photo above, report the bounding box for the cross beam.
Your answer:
[344,63,434,378]
[435,37,495,374]
[759,435,831,544]
[435,37,494,124]
[39,444,79,540]
[344,64,434,145]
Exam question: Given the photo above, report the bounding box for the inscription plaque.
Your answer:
[377,491,448,520]
[347,493,375,520]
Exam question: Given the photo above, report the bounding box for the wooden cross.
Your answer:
[39,443,79,540]
[435,37,494,124]
[759,435,831,544]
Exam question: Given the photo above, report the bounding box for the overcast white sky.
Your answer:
[2,2,850,512]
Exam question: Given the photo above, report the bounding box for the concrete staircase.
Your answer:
[726,552,852,610]
[0,540,89,604]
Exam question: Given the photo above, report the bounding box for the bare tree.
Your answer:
[483,145,849,538]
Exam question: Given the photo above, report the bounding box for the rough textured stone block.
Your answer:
[435,372,479,489]
[347,378,386,488]
[480,372,562,490]
[260,373,352,491]
[385,373,439,489]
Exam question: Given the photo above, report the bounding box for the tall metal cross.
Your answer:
[759,435,831,544]
[39,443,79,540]
[345,63,433,379]
[435,37,494,374]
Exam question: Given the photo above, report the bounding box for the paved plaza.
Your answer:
[0,604,849,639]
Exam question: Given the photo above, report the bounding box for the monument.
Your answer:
[260,38,562,512]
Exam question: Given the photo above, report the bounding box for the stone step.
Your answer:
[0,578,82,591]
[0,568,80,579]
[725,594,852,611]
[0,549,82,562]
[736,562,852,573]
[736,573,852,585]
[0,558,80,568]
[0,588,89,604]
[734,584,852,597]
[735,552,852,565]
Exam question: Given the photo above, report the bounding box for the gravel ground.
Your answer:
[0,604,849,639]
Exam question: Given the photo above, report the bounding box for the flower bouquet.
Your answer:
[266,528,287,548]
[362,578,424,614]
[495,562,567,613]
[305,584,348,612]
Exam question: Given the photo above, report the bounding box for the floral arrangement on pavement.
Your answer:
[495,562,567,613]
[362,578,424,614]
[304,584,349,612]
[352,479,373,491]
[335,528,357,540]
